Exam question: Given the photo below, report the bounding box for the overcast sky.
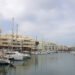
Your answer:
[0,0,75,46]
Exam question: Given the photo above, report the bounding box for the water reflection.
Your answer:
[0,65,8,75]
[0,53,75,75]
[34,55,38,71]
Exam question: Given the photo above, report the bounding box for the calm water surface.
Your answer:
[0,53,75,75]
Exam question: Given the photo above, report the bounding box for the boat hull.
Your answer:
[13,56,24,61]
[0,59,10,65]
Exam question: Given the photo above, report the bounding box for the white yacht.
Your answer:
[0,51,10,65]
[13,51,24,61]
[19,51,31,59]
[0,57,10,65]
[70,51,75,55]
[21,52,31,59]
[5,51,24,61]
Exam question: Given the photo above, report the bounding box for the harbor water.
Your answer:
[0,53,75,75]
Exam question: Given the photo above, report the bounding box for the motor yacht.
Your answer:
[19,51,31,59]
[0,56,10,65]
[0,50,10,65]
[5,51,24,61]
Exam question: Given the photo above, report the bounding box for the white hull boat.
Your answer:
[0,57,10,65]
[70,51,75,55]
[23,54,31,59]
[0,50,10,65]
[5,51,24,61]
[20,51,31,59]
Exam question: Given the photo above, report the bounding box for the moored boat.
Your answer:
[0,56,10,65]
[19,51,31,59]
[0,50,10,65]
[5,51,24,61]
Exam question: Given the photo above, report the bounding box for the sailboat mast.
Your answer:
[12,18,14,50]
[16,24,18,36]
[16,24,18,51]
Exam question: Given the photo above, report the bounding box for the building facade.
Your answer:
[0,33,60,52]
[58,45,69,51]
[0,33,35,52]
[37,41,59,52]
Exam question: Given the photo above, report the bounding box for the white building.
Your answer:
[37,41,59,52]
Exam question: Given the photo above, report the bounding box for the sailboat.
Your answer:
[5,19,30,61]
[20,51,31,59]
[0,57,10,65]
[5,19,24,61]
[0,30,10,65]
[0,50,10,65]
[5,50,24,61]
[16,24,31,59]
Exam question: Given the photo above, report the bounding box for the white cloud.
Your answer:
[0,0,75,46]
